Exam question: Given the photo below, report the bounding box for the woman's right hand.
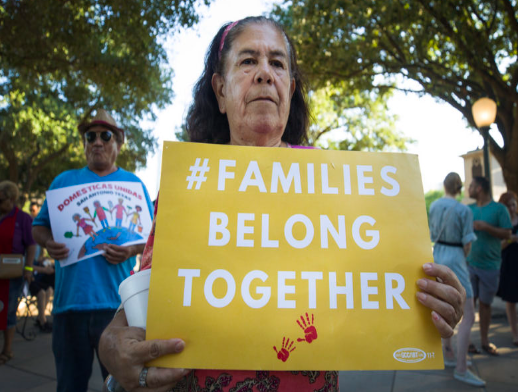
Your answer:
[99,309,190,392]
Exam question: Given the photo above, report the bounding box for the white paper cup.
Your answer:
[119,269,151,329]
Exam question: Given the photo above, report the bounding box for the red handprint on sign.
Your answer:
[296,312,318,343]
[273,337,296,362]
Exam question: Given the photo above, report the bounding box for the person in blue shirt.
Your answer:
[32,109,153,392]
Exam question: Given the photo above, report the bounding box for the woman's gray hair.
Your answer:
[0,181,19,201]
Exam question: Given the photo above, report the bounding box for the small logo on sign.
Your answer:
[393,348,426,363]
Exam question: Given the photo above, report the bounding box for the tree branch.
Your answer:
[312,123,338,144]
[376,21,407,63]
[31,144,71,180]
[416,0,509,96]
[0,135,19,182]
[501,0,518,37]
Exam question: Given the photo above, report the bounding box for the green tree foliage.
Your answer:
[0,0,208,203]
[272,6,411,152]
[309,82,412,150]
[272,0,518,194]
[175,123,189,142]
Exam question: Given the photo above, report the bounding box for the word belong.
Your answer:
[209,212,380,250]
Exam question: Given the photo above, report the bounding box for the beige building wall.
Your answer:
[461,149,506,204]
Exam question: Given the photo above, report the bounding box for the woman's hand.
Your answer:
[416,263,465,338]
[99,309,189,392]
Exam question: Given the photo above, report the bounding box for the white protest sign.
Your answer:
[46,181,152,267]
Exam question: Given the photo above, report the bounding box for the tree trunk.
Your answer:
[496,122,518,197]
[502,167,518,197]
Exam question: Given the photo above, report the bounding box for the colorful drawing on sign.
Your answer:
[107,200,114,218]
[72,210,143,260]
[73,213,98,241]
[45,181,152,267]
[127,206,142,233]
[93,201,111,230]
[83,206,97,227]
[111,198,127,228]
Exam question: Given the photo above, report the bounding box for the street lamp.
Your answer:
[472,97,497,194]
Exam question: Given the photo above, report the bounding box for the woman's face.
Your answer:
[0,191,14,214]
[212,23,295,147]
[505,197,517,218]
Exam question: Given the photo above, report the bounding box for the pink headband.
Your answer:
[218,21,239,58]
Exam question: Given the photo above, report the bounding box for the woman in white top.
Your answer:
[429,172,482,386]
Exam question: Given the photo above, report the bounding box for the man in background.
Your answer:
[467,176,512,356]
[32,110,153,392]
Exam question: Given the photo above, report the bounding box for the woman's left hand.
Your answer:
[416,263,465,338]
[99,310,189,391]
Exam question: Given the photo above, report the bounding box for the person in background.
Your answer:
[29,201,55,332]
[0,181,36,365]
[496,191,518,346]
[98,17,466,392]
[467,176,512,356]
[28,257,55,333]
[32,109,154,392]
[29,202,41,220]
[429,173,482,386]
[29,203,44,263]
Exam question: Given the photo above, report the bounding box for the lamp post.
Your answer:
[472,97,497,195]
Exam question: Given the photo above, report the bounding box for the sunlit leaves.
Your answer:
[273,0,411,152]
[0,0,210,201]
[272,0,518,192]
[308,82,412,152]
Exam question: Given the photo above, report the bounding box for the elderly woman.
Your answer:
[0,181,36,365]
[429,173,482,387]
[99,17,465,392]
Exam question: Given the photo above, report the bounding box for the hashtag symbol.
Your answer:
[186,158,210,190]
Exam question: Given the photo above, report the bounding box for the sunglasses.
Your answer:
[85,130,113,143]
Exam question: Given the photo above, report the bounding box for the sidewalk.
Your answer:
[339,297,518,391]
[0,316,104,392]
[1,298,517,391]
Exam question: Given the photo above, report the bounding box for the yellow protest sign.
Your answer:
[147,141,443,371]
